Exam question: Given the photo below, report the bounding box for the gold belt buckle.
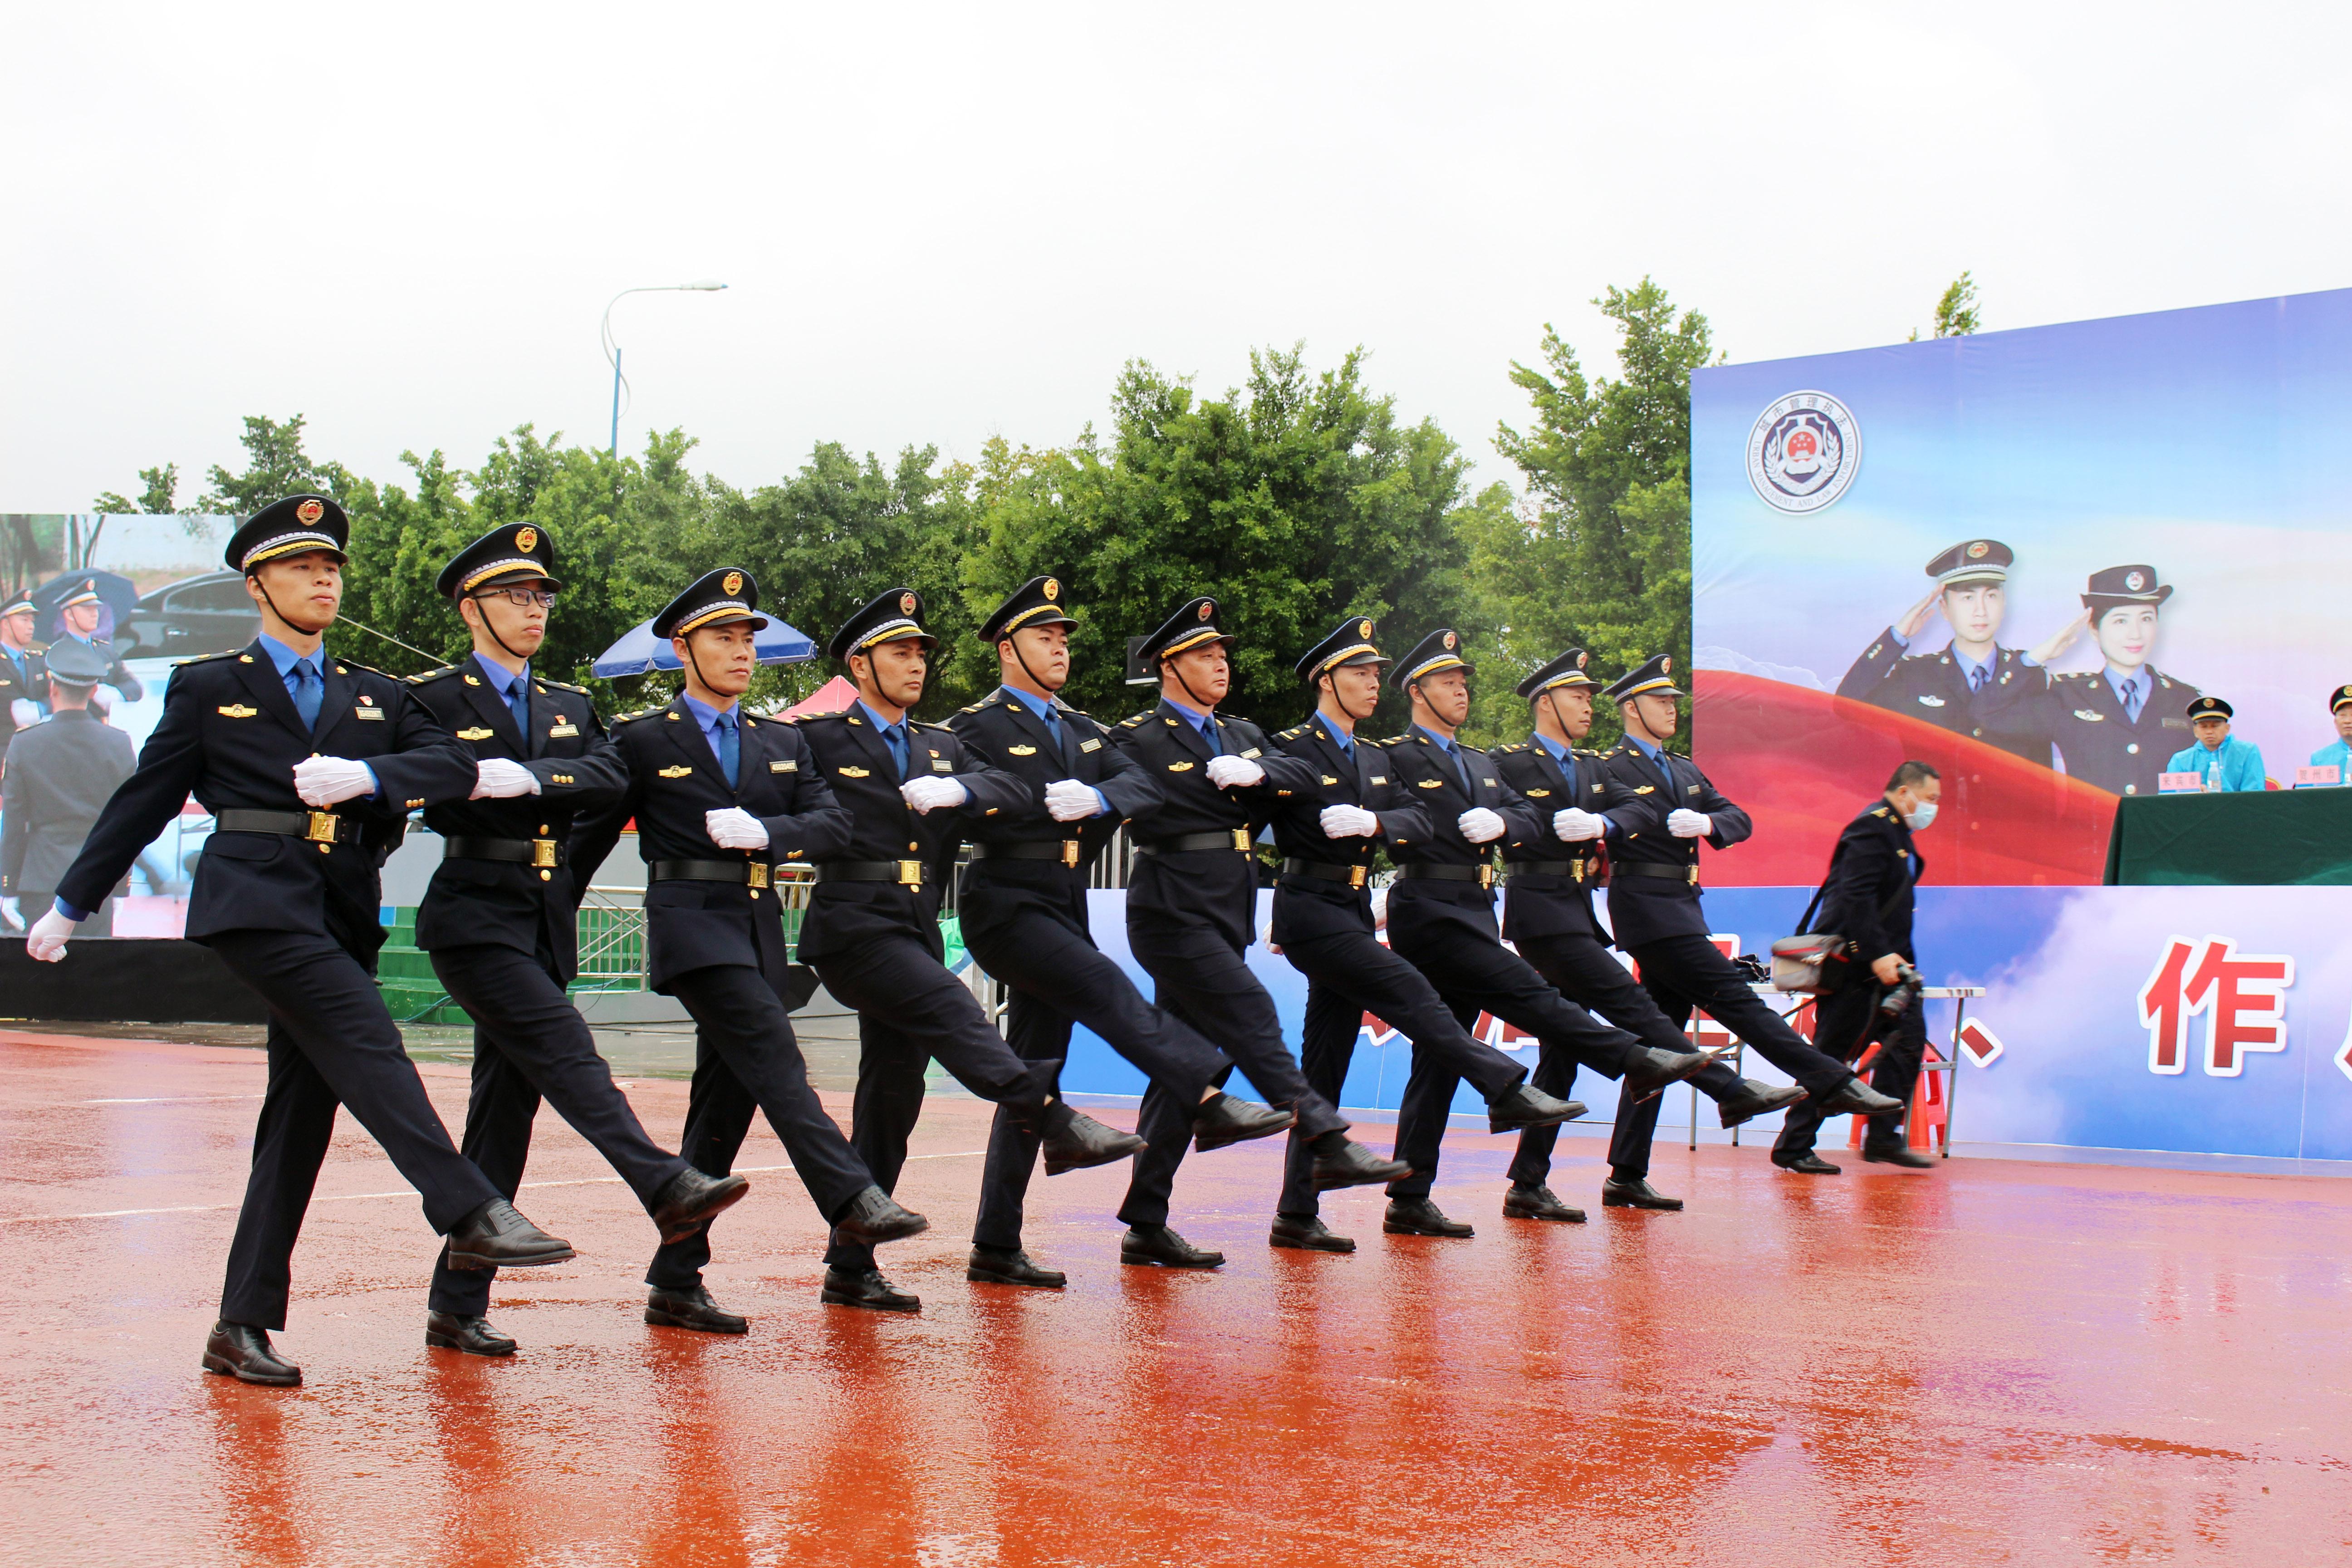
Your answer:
[1348,865,1367,890]
[746,863,772,890]
[1478,863,1494,890]
[1687,865,1700,885]
[1061,840,1082,869]
[530,838,559,869]
[1230,828,1251,853]
[304,810,339,844]
[897,860,923,886]
[1572,858,1586,882]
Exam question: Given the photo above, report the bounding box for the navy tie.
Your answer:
[1970,665,1989,693]
[714,711,740,789]
[507,670,531,739]
[1040,704,1066,764]
[1443,741,1470,794]
[2122,677,2143,723]
[882,721,910,779]
[1198,716,1221,757]
[289,658,322,730]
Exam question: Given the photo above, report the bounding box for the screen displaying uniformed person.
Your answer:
[1104,596,1404,1270]
[2165,696,2264,791]
[26,494,576,1387]
[1592,654,1905,1158]
[51,579,144,704]
[1976,564,2198,798]
[2308,686,2352,781]
[573,570,932,1331]
[1836,539,2047,762]
[1772,762,1943,1174]
[1,637,136,935]
[0,589,44,768]
[1492,647,1804,1214]
[406,526,748,1357]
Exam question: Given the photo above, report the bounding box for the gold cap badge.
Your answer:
[517,527,537,552]
[1576,651,1588,668]
[1441,630,1457,650]
[901,591,917,615]
[1043,578,1059,601]
[1198,600,1214,620]
[1661,656,1673,674]
[723,570,743,595]
[1359,619,1372,638]
[1966,540,1989,559]
[296,499,324,524]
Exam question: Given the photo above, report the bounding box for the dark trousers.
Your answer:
[1513,931,1744,1183]
[1272,926,1526,1218]
[965,905,1230,1251]
[1116,922,1347,1231]
[643,958,884,1293]
[424,941,689,1317]
[1383,919,1644,1201]
[1775,980,1927,1156]
[815,931,1060,1274]
[207,928,500,1331]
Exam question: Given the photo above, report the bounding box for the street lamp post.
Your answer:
[603,281,728,454]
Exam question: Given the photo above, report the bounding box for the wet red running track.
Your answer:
[3,1028,2348,1566]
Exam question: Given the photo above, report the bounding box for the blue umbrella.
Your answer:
[591,614,815,677]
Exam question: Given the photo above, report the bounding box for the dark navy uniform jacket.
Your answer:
[1818,800,1921,965]
[1,708,136,898]
[1592,740,1753,951]
[0,643,45,762]
[1490,736,1613,946]
[570,696,851,991]
[945,688,1159,941]
[1108,698,1318,952]
[787,706,1029,965]
[54,639,474,957]
[1262,714,1431,947]
[405,657,630,982]
[1974,662,2197,798]
[1837,634,2048,762]
[1379,727,1545,950]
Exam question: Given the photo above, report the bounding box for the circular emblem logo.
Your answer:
[1746,391,1861,515]
[2125,570,2147,592]
[295,498,325,525]
[1441,630,1457,650]
[723,571,743,596]
[900,591,917,615]
[1661,656,1673,675]
[1042,577,1059,601]
[1575,651,1588,669]
[516,527,538,553]
[1198,600,1214,620]
[1358,619,1373,639]
[1966,540,1989,559]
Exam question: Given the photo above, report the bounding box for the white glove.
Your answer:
[1457,806,1506,843]
[471,758,542,799]
[1667,808,1711,839]
[27,908,75,963]
[1368,884,1390,930]
[1205,755,1265,789]
[10,698,39,730]
[88,685,115,715]
[1320,804,1380,839]
[1044,779,1103,823]
[292,755,377,806]
[705,807,770,850]
[1554,807,1606,842]
[899,775,969,814]
[1,896,20,931]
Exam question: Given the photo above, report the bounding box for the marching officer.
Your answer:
[1262,617,1579,1253]
[1104,596,1407,1270]
[405,526,749,1356]
[1490,647,1804,1214]
[786,587,1150,1313]
[1,638,137,934]
[0,588,44,769]
[1372,629,1709,1237]
[28,494,576,1387]
[51,579,145,704]
[1590,653,1905,1181]
[573,570,931,1332]
[1835,540,2047,761]
[952,578,1394,1287]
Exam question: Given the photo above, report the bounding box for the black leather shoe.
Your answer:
[1039,1103,1148,1176]
[1269,1213,1355,1253]
[645,1285,750,1333]
[1191,1093,1295,1152]
[1601,1177,1684,1210]
[425,1311,517,1357]
[1382,1197,1473,1237]
[1620,1045,1715,1104]
[648,1168,751,1245]
[1863,1142,1937,1169]
[1772,1151,1842,1175]
[444,1199,576,1270]
[829,1185,930,1246]
[1120,1225,1225,1268]
[967,1245,1067,1288]
[1310,1136,1414,1191]
[1503,1183,1586,1222]
[1817,1078,1907,1118]
[821,1267,921,1312]
[1485,1083,1586,1133]
[202,1321,301,1386]
[1718,1080,1808,1128]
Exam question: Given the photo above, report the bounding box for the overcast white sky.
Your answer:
[8,2,2351,512]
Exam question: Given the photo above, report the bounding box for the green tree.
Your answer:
[1473,279,1710,746]
[196,415,358,513]
[92,462,180,515]
[1909,270,1981,341]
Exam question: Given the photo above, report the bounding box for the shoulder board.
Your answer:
[1492,741,1527,754]
[1119,712,1151,729]
[335,659,397,682]
[540,677,589,695]
[913,719,953,734]
[1059,705,1094,721]
[793,708,846,723]
[174,648,242,667]
[1870,805,1892,818]
[1573,747,1604,758]
[612,706,667,725]
[404,664,461,685]
[1378,734,1412,747]
[1274,724,1308,741]
[958,701,989,714]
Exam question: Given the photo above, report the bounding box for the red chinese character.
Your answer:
[2136,935,2293,1078]
[2136,937,2199,1075]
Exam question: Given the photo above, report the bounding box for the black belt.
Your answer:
[1395,862,1495,888]
[1616,860,1700,887]
[214,808,361,846]
[1505,856,1603,883]
[815,859,927,886]
[1134,828,1254,856]
[445,834,565,869]
[1281,857,1370,889]
[971,840,1085,868]
[651,858,775,890]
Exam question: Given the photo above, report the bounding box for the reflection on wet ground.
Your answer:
[3,1027,2347,1565]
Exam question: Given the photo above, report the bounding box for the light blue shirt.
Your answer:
[2308,738,2352,783]
[474,652,532,735]
[1000,685,1106,816]
[259,632,377,797]
[855,699,912,778]
[1318,714,1354,756]
[2106,666,2151,719]
[682,691,740,770]
[1164,696,1222,755]
[2165,735,2265,793]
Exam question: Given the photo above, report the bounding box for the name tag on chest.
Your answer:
[770,759,797,774]
[932,759,953,772]
[1078,737,1102,753]
[549,721,578,738]
[355,705,385,721]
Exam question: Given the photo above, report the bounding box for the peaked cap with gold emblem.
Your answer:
[978,574,1078,643]
[1137,595,1236,664]
[1602,653,1682,704]
[224,493,349,573]
[1515,646,1598,699]
[1295,615,1388,682]
[828,586,936,661]
[437,521,564,599]
[1389,627,1473,690]
[654,567,770,639]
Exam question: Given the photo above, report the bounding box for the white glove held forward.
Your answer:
[899,775,969,814]
[1044,779,1103,823]
[471,758,542,799]
[1,896,20,931]
[705,807,770,850]
[1205,755,1265,789]
[1554,807,1606,842]
[27,908,75,963]
[1667,808,1711,839]
[1319,804,1380,839]
[1368,884,1390,931]
[8,698,37,730]
[292,756,376,806]
[1456,806,1507,843]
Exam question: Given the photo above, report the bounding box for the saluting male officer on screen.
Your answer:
[0,637,136,936]
[1836,539,2049,762]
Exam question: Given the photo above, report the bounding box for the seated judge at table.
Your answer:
[2165,696,2264,792]
[2307,685,2352,781]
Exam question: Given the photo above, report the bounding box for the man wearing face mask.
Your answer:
[1771,762,1943,1174]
